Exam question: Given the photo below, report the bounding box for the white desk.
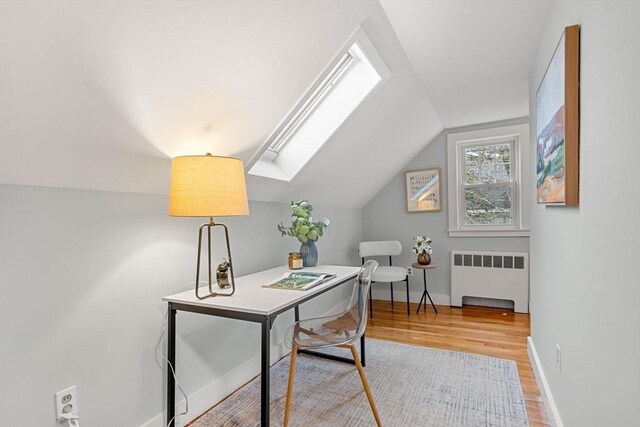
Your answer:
[163,264,361,427]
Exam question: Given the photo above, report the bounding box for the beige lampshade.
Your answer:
[169,154,249,217]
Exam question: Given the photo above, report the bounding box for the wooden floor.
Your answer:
[366,300,548,427]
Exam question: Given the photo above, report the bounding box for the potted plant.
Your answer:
[412,235,433,265]
[277,200,330,267]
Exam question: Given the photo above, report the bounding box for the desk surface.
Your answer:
[163,264,360,316]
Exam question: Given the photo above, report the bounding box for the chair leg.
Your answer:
[405,277,410,315]
[390,282,394,308]
[348,345,382,427]
[284,343,298,427]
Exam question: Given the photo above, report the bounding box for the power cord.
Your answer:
[58,410,80,427]
[155,280,205,426]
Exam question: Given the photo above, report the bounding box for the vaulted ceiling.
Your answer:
[0,0,550,208]
[380,0,550,128]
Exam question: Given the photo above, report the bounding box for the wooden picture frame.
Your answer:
[405,168,442,213]
[536,24,580,206]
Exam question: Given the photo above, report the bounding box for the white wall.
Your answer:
[0,0,442,209]
[528,2,640,426]
[0,184,363,427]
[362,119,530,304]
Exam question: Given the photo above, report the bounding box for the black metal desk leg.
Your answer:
[167,304,176,427]
[260,317,271,427]
[360,333,366,367]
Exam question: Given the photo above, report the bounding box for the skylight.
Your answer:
[248,29,389,182]
[263,52,357,160]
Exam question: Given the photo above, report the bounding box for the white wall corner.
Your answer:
[527,337,564,427]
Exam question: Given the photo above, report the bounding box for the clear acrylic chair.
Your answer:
[283,260,381,427]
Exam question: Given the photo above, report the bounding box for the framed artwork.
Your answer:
[405,168,442,213]
[536,24,580,205]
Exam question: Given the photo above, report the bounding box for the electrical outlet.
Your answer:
[556,344,562,374]
[406,266,413,276]
[55,386,78,419]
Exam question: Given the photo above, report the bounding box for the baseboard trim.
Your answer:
[527,337,563,427]
[370,288,451,306]
[370,288,517,311]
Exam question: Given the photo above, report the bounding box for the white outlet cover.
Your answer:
[407,266,414,276]
[55,385,78,418]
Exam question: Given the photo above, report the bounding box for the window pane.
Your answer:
[465,164,510,184]
[464,147,481,167]
[464,142,512,184]
[492,143,511,164]
[495,163,510,182]
[464,185,513,225]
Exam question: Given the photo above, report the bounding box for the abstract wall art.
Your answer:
[536,25,580,206]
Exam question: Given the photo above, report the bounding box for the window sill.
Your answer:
[448,229,530,238]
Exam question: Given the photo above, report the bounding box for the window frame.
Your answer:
[447,124,530,237]
[246,26,390,183]
[264,51,358,160]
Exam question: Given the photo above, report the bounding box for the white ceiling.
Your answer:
[0,1,550,208]
[380,0,550,128]
[0,0,441,207]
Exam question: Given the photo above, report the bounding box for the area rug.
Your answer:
[192,339,529,427]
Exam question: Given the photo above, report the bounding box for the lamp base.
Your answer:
[195,218,236,299]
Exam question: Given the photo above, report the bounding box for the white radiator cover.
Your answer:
[450,250,529,313]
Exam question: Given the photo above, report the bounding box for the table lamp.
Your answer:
[169,153,249,299]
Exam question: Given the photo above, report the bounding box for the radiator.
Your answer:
[450,250,529,313]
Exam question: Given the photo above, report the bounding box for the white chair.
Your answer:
[359,241,409,317]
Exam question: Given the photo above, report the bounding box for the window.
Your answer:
[447,124,530,237]
[248,28,389,182]
[462,140,515,226]
[262,51,357,161]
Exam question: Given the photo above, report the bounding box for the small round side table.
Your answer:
[412,263,438,314]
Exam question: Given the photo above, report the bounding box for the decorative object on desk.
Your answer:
[262,271,337,291]
[277,200,330,267]
[405,168,442,213]
[536,24,580,206]
[288,252,303,270]
[169,153,249,299]
[299,240,318,268]
[216,259,230,289]
[413,235,433,265]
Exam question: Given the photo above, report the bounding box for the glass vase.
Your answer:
[300,240,318,267]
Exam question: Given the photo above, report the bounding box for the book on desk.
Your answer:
[262,271,337,291]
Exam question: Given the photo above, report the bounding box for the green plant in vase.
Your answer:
[277,200,330,267]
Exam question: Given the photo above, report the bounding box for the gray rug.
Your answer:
[192,339,529,427]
